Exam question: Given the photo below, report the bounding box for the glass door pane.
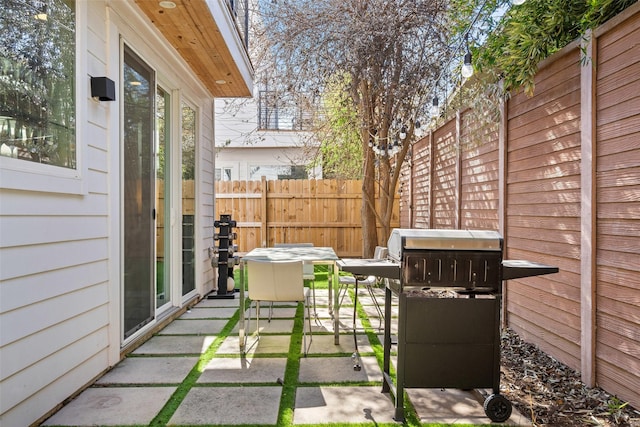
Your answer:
[123,47,155,338]
[156,87,170,309]
[181,103,196,296]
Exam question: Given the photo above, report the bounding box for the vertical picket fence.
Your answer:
[214,177,399,257]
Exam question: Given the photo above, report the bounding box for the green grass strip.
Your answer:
[276,301,304,426]
[148,302,244,426]
[350,288,424,427]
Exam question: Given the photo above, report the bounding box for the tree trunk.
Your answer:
[361,132,378,258]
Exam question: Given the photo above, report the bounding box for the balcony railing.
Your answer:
[258,91,317,131]
[226,0,249,50]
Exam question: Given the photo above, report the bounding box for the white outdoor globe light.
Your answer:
[399,125,407,140]
[462,52,474,78]
[513,0,526,5]
[430,96,439,118]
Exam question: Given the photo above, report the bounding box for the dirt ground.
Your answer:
[500,329,640,426]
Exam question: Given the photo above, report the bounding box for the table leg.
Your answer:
[382,287,392,392]
[332,261,340,345]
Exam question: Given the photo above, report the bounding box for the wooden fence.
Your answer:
[399,4,640,411]
[214,177,400,257]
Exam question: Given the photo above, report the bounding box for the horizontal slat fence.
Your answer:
[594,9,640,402]
[215,177,399,257]
[400,3,640,411]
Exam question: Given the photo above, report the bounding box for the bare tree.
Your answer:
[261,0,451,256]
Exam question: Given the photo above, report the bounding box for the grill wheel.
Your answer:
[484,393,513,423]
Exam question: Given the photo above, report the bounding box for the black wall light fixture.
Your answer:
[90,76,116,101]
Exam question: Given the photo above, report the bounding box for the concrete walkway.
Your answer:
[41,288,530,426]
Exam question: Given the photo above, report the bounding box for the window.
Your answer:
[215,167,232,181]
[0,0,76,168]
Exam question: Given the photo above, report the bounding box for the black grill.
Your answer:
[342,228,559,423]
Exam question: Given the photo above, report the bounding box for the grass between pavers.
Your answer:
[138,274,479,427]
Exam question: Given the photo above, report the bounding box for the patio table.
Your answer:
[238,246,341,352]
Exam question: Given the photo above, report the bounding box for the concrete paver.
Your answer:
[180,307,238,319]
[158,318,228,335]
[168,386,282,425]
[216,334,292,355]
[234,318,295,334]
[243,306,298,319]
[198,357,288,384]
[41,387,176,426]
[133,335,216,355]
[95,356,198,384]
[194,298,240,308]
[408,388,531,426]
[306,333,373,354]
[299,356,383,383]
[293,386,397,424]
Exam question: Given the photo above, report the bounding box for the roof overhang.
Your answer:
[135,0,253,97]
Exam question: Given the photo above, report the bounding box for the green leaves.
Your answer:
[314,74,363,179]
[468,0,635,96]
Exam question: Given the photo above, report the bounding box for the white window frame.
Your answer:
[215,166,233,181]
[0,0,88,195]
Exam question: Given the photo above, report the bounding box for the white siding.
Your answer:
[0,0,230,424]
[1,2,112,424]
[200,100,217,293]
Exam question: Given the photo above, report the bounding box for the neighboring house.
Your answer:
[213,0,321,181]
[0,1,252,425]
[214,88,322,181]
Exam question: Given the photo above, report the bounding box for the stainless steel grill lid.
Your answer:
[388,229,502,261]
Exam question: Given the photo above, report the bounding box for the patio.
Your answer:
[41,286,530,426]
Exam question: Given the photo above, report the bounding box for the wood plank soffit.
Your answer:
[135,0,252,97]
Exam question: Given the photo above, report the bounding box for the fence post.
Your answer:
[580,29,597,388]
[428,130,435,228]
[455,111,462,229]
[261,175,267,247]
[498,81,509,328]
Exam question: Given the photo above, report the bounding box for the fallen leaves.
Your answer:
[500,329,640,426]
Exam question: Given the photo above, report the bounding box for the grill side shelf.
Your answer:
[502,260,559,280]
[336,259,401,279]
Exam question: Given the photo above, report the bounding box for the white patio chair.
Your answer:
[246,259,313,355]
[273,243,318,319]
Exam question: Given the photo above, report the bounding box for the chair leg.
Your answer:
[337,281,350,308]
[308,279,322,325]
[245,300,261,352]
[366,284,385,331]
[254,301,262,340]
[303,294,313,356]
[310,279,318,318]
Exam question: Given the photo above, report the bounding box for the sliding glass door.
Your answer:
[123,46,155,338]
[121,45,200,339]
